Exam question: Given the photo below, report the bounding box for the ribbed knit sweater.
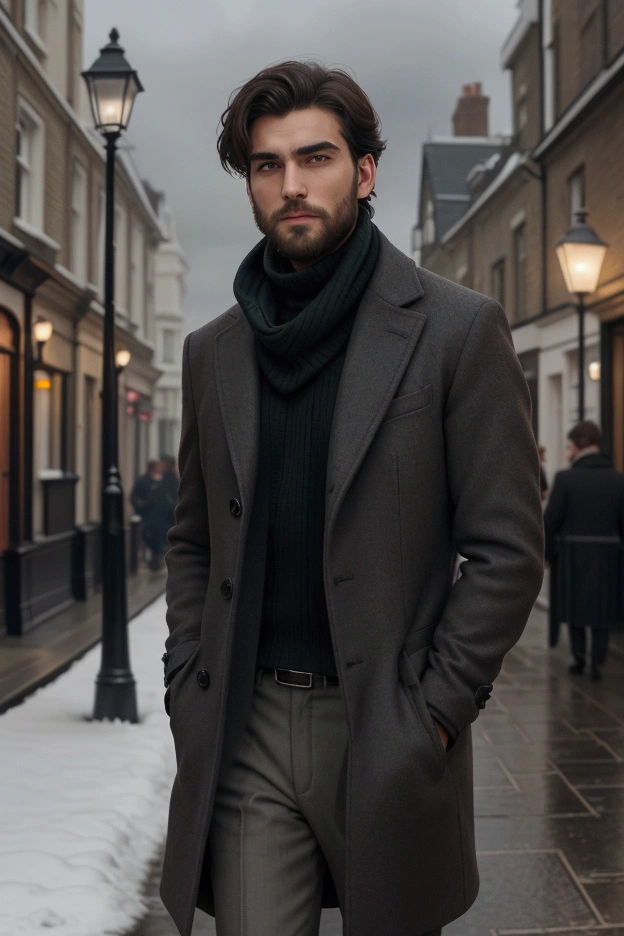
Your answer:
[234,209,380,676]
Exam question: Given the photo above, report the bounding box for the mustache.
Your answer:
[272,201,330,223]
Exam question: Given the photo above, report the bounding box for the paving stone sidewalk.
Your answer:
[131,606,624,935]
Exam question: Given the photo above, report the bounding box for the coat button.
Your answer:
[230,498,242,518]
[475,684,493,710]
[197,669,210,689]
[220,578,233,600]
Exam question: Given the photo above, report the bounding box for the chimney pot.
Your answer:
[453,82,489,137]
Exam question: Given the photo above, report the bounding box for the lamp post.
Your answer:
[556,209,608,422]
[82,30,143,723]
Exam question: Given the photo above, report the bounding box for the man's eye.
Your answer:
[259,162,279,171]
[309,155,329,163]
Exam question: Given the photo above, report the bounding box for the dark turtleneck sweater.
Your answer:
[234,209,380,676]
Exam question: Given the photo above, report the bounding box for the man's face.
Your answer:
[246,107,376,268]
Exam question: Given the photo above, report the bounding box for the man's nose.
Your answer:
[282,163,307,201]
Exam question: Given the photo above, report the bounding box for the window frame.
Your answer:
[70,160,89,283]
[513,223,528,324]
[15,98,45,231]
[162,328,176,365]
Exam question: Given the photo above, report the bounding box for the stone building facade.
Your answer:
[414,0,624,478]
[0,0,185,634]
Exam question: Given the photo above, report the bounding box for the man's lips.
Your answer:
[281,213,318,223]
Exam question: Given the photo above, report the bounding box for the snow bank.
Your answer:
[0,595,175,936]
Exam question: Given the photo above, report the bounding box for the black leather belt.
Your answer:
[262,667,339,689]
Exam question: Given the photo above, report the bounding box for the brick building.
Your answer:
[0,1,186,634]
[414,0,624,478]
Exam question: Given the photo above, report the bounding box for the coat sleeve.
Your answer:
[420,299,544,741]
[163,333,210,685]
[543,471,568,562]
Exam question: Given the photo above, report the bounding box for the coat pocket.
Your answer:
[382,384,432,423]
[399,641,446,774]
[165,641,201,718]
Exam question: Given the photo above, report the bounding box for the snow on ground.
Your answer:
[0,596,175,936]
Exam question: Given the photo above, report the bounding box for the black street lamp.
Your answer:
[82,30,144,723]
[556,209,608,422]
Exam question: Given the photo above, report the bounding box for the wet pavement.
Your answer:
[131,605,624,934]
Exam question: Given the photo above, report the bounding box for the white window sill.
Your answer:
[13,217,60,252]
[24,24,48,57]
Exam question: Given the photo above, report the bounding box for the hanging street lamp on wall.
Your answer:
[556,209,608,422]
[82,30,144,724]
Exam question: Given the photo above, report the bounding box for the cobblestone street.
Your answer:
[132,605,624,935]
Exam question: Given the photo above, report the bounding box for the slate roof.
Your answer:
[421,139,508,242]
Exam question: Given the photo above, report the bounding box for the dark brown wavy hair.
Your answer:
[217,61,386,217]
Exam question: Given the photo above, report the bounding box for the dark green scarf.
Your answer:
[234,208,380,393]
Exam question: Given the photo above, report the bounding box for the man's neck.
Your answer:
[572,445,600,463]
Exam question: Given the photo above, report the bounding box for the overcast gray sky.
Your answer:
[84,0,519,333]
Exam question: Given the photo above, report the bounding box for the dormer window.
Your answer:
[423,200,435,246]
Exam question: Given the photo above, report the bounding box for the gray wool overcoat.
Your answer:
[159,234,544,936]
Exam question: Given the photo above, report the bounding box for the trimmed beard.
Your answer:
[249,171,360,264]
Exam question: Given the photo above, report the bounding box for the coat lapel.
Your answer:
[326,235,426,533]
[214,310,260,507]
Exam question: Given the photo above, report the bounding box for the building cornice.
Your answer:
[500,0,539,70]
[0,7,166,239]
[533,46,624,159]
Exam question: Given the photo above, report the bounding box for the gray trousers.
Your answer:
[207,668,442,936]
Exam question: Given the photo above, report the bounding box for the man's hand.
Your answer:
[435,721,449,750]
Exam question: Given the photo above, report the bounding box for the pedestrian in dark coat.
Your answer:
[131,460,163,567]
[544,421,624,679]
[160,62,544,936]
[148,456,179,571]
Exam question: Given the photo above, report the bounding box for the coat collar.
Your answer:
[572,451,612,470]
[214,233,426,520]
[325,233,426,534]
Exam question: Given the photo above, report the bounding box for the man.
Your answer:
[160,62,543,936]
[147,455,180,571]
[130,459,162,569]
[544,421,624,680]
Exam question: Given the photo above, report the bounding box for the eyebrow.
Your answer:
[249,140,340,163]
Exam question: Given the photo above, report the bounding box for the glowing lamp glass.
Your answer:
[33,319,53,344]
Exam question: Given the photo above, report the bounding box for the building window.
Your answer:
[514,223,527,323]
[70,162,88,283]
[516,82,528,133]
[96,189,105,300]
[24,0,46,41]
[491,258,506,309]
[542,0,555,131]
[15,101,44,230]
[130,224,145,330]
[162,329,175,364]
[580,10,601,89]
[158,418,178,457]
[569,166,585,223]
[552,20,562,119]
[114,204,128,312]
[423,200,435,246]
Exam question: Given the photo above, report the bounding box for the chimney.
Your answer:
[452,82,489,137]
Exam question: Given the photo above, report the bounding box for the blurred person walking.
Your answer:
[545,421,624,680]
[148,456,179,572]
[159,62,543,936]
[131,460,162,569]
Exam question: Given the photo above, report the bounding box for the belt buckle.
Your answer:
[274,669,313,689]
